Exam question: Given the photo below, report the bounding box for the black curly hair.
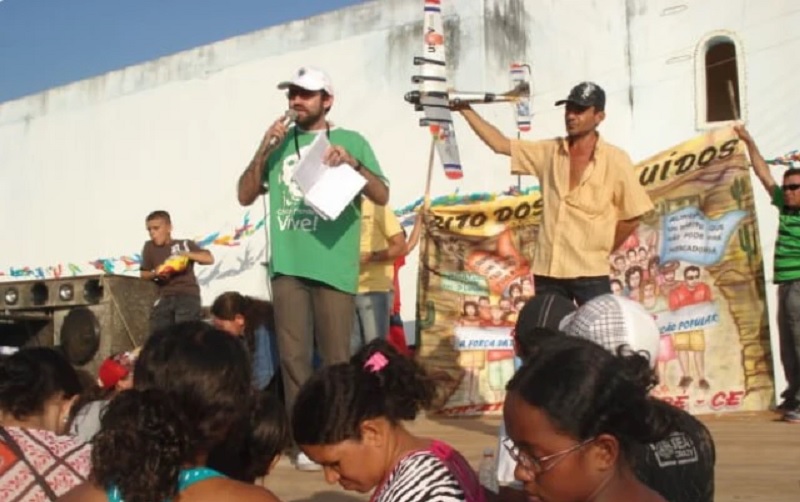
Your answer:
[132,321,253,455]
[207,389,290,483]
[92,389,189,502]
[90,321,253,501]
[506,335,675,460]
[292,339,435,445]
[0,347,82,421]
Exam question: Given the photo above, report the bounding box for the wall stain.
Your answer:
[484,0,529,76]
[625,0,636,109]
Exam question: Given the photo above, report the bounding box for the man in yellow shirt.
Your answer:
[352,200,407,353]
[454,82,653,305]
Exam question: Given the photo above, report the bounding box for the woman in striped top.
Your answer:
[292,339,485,502]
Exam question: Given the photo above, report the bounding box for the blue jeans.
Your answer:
[251,325,279,390]
[351,292,393,354]
[149,294,202,334]
[534,275,610,306]
[778,280,800,403]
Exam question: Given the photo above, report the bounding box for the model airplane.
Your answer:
[407,0,463,180]
[406,2,533,179]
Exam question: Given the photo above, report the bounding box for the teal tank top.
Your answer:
[106,466,224,501]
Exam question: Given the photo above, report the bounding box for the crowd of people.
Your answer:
[1,64,794,502]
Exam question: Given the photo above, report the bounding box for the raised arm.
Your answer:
[735,124,777,194]
[238,116,289,206]
[455,104,511,156]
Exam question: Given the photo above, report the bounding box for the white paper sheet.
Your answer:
[291,133,367,220]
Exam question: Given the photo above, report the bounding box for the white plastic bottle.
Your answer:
[478,447,499,494]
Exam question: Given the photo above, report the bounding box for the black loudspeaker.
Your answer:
[0,275,157,373]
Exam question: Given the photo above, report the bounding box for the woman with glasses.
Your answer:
[503,334,674,502]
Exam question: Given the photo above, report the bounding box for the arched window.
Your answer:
[695,31,746,129]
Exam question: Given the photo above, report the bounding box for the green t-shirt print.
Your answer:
[264,127,385,294]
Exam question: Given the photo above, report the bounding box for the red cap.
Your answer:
[97,355,131,389]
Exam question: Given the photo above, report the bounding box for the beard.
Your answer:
[294,106,326,129]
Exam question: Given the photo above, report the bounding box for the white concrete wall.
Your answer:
[0,0,492,305]
[1,0,797,394]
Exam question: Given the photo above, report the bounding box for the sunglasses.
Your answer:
[783,184,800,192]
[287,87,322,99]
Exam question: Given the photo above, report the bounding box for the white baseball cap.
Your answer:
[559,294,660,368]
[277,66,334,95]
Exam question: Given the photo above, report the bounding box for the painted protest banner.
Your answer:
[621,127,773,414]
[417,127,774,416]
[416,193,540,416]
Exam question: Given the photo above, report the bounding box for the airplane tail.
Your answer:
[429,124,463,180]
[510,63,533,132]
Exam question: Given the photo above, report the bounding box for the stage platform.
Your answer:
[264,411,799,501]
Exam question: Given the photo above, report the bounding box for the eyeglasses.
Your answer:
[783,184,800,192]
[686,274,700,280]
[502,437,595,476]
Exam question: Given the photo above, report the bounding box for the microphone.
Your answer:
[268,109,298,148]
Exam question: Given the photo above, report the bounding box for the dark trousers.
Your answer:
[534,275,611,306]
[271,275,354,419]
[149,294,202,333]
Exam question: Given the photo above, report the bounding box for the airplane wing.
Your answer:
[510,63,532,132]
[411,0,463,180]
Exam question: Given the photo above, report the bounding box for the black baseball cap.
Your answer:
[515,294,576,337]
[555,82,606,111]
[513,294,577,361]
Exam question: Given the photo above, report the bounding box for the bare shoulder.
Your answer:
[57,483,107,502]
[192,478,283,502]
[223,480,282,501]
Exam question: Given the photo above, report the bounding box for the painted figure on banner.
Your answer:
[668,266,713,392]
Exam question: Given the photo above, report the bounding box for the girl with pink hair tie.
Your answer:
[292,339,485,502]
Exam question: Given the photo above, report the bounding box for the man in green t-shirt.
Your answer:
[736,125,800,422]
[237,67,389,468]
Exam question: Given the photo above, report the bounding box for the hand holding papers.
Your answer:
[291,133,367,221]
